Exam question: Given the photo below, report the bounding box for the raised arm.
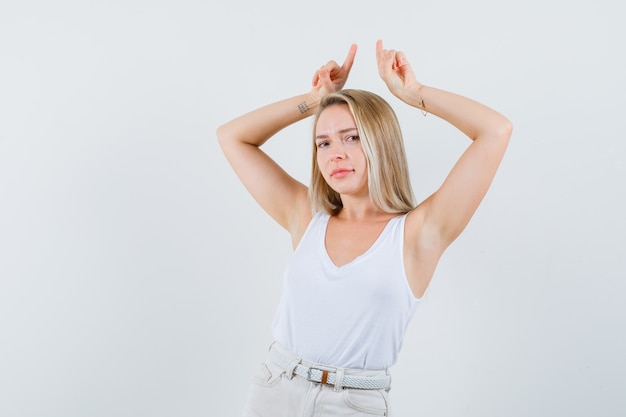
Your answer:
[376,40,512,248]
[216,45,357,236]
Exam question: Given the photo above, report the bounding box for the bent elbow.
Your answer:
[498,117,513,142]
[216,125,226,145]
[216,124,234,151]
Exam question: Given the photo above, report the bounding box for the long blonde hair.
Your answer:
[309,89,415,215]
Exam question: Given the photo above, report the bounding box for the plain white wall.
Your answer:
[1,1,624,416]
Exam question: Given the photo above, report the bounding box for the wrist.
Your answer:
[297,92,320,115]
[399,84,427,115]
[416,84,427,116]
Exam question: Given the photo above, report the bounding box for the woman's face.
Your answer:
[315,104,368,197]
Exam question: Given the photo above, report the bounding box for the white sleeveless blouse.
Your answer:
[271,212,420,370]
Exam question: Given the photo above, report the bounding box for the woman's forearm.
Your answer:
[414,85,512,141]
[217,93,319,148]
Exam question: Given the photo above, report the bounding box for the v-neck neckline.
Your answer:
[320,213,399,271]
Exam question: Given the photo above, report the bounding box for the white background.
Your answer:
[1,1,624,416]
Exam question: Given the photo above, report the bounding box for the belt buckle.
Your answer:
[307,367,330,385]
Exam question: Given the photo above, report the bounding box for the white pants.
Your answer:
[241,342,392,417]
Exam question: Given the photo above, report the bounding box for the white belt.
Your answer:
[269,345,391,390]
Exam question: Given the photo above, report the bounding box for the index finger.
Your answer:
[376,39,384,59]
[341,43,358,72]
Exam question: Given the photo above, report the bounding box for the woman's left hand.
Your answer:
[376,40,422,105]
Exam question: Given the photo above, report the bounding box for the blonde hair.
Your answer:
[309,89,416,215]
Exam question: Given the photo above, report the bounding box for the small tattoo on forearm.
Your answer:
[297,101,309,114]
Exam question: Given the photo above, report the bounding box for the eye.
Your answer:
[345,135,360,142]
[316,141,329,148]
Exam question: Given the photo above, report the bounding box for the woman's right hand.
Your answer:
[310,44,358,101]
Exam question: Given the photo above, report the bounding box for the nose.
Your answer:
[330,151,347,162]
[330,143,347,162]
[330,151,345,160]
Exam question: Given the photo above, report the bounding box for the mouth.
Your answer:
[330,168,354,178]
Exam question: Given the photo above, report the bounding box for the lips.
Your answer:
[330,168,354,178]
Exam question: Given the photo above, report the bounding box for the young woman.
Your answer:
[217,40,512,417]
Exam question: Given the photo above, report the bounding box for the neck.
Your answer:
[335,196,390,222]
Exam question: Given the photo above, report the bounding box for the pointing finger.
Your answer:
[341,43,358,73]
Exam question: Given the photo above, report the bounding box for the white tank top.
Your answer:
[271,212,420,370]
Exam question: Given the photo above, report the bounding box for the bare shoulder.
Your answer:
[404,202,447,298]
[404,197,445,250]
[289,197,314,249]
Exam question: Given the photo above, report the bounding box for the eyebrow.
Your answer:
[315,127,358,140]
